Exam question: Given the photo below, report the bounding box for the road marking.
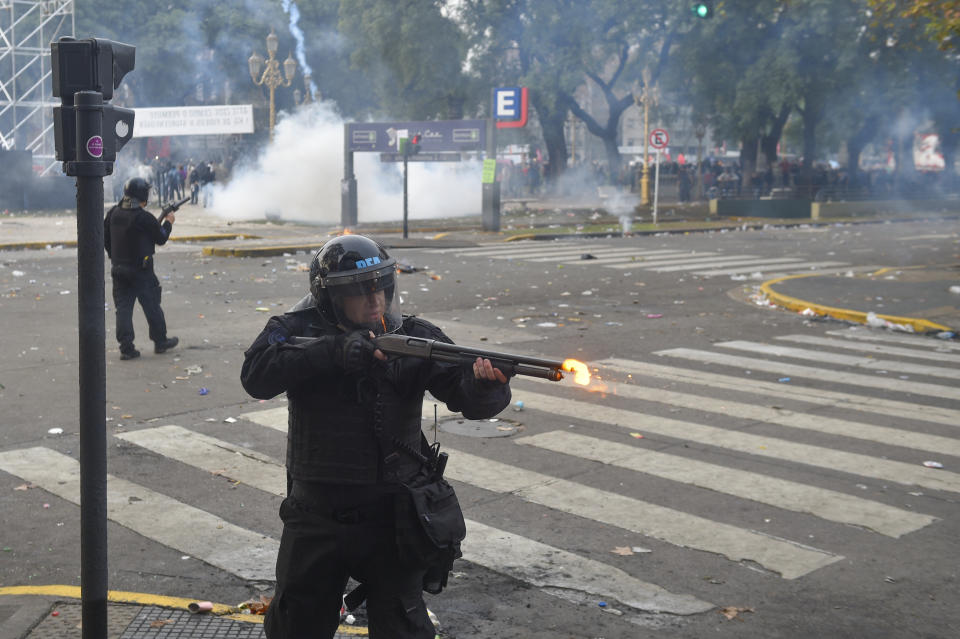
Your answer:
[526,249,691,262]
[521,374,960,456]
[776,334,960,363]
[715,340,960,381]
[463,521,713,614]
[116,425,711,614]
[116,425,287,494]
[506,389,960,494]
[427,243,611,258]
[826,328,960,352]
[422,241,592,255]
[620,254,762,269]
[515,430,936,538]
[0,447,278,582]
[443,451,841,579]
[597,357,960,428]
[655,348,960,401]
[648,257,809,272]
[692,261,848,276]
[241,406,287,431]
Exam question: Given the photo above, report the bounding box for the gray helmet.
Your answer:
[309,235,401,334]
[123,177,151,202]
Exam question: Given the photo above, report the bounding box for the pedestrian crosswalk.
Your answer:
[422,240,852,277]
[0,325,956,619]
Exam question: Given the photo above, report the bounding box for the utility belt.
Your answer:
[288,481,394,525]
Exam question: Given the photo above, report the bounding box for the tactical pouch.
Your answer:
[395,471,465,594]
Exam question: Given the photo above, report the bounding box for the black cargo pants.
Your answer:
[264,488,435,639]
[111,263,167,350]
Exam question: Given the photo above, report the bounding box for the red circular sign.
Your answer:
[649,128,669,150]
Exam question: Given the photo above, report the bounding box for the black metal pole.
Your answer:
[341,123,358,227]
[72,90,109,639]
[402,150,409,239]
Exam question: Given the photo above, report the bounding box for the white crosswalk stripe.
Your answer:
[715,340,960,380]
[111,423,712,614]
[656,347,960,400]
[514,430,935,538]
[1,327,955,615]
[421,241,850,276]
[0,446,278,582]
[825,327,960,352]
[775,334,960,364]
[690,261,849,276]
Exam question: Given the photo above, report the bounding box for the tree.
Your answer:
[868,0,960,51]
[338,0,472,119]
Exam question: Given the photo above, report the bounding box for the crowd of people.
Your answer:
[498,152,956,203]
[148,159,219,208]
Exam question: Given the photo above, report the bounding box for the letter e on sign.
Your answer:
[494,87,521,120]
[650,128,669,150]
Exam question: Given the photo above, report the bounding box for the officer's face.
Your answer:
[341,290,386,325]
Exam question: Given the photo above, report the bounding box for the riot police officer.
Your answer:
[241,234,511,639]
[104,177,179,360]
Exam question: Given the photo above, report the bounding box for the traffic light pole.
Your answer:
[402,149,409,239]
[69,90,110,639]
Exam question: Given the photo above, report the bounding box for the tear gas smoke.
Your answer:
[210,101,482,224]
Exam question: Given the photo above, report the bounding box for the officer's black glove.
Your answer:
[334,331,378,374]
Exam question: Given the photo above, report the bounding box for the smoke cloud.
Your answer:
[210,101,483,224]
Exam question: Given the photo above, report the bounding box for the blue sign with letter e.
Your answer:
[494,87,522,120]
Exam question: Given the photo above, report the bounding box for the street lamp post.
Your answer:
[293,73,317,106]
[248,29,297,142]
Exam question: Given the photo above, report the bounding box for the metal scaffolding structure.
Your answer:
[0,0,75,175]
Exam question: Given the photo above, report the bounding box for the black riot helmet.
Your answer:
[123,177,151,203]
[309,235,401,334]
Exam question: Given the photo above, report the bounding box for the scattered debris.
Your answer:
[611,546,634,556]
[47,427,63,435]
[646,313,663,319]
[238,595,272,615]
[198,388,209,396]
[922,461,944,469]
[224,417,238,424]
[629,432,644,439]
[719,606,755,621]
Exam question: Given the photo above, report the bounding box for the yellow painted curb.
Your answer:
[760,272,952,334]
[0,234,259,252]
[202,242,327,257]
[0,585,370,633]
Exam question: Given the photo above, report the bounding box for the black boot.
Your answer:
[154,336,179,354]
[120,346,140,360]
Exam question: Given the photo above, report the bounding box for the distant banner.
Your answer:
[132,105,254,138]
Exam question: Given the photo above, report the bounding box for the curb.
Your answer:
[760,271,954,334]
[0,234,260,252]
[0,586,371,637]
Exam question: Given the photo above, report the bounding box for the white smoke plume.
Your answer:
[210,101,482,224]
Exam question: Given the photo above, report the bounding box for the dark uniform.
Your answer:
[240,235,511,638]
[104,177,178,360]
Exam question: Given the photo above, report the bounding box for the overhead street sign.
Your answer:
[379,152,462,163]
[347,120,485,153]
[650,128,669,150]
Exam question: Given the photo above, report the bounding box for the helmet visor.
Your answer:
[326,269,402,334]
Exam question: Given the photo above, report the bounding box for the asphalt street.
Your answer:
[0,213,959,638]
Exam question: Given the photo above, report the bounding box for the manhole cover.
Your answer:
[439,417,520,438]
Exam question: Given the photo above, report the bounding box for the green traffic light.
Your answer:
[693,2,712,18]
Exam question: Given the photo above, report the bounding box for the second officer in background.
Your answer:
[104,177,179,360]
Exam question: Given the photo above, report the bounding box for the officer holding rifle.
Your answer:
[104,177,181,360]
[240,234,511,639]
